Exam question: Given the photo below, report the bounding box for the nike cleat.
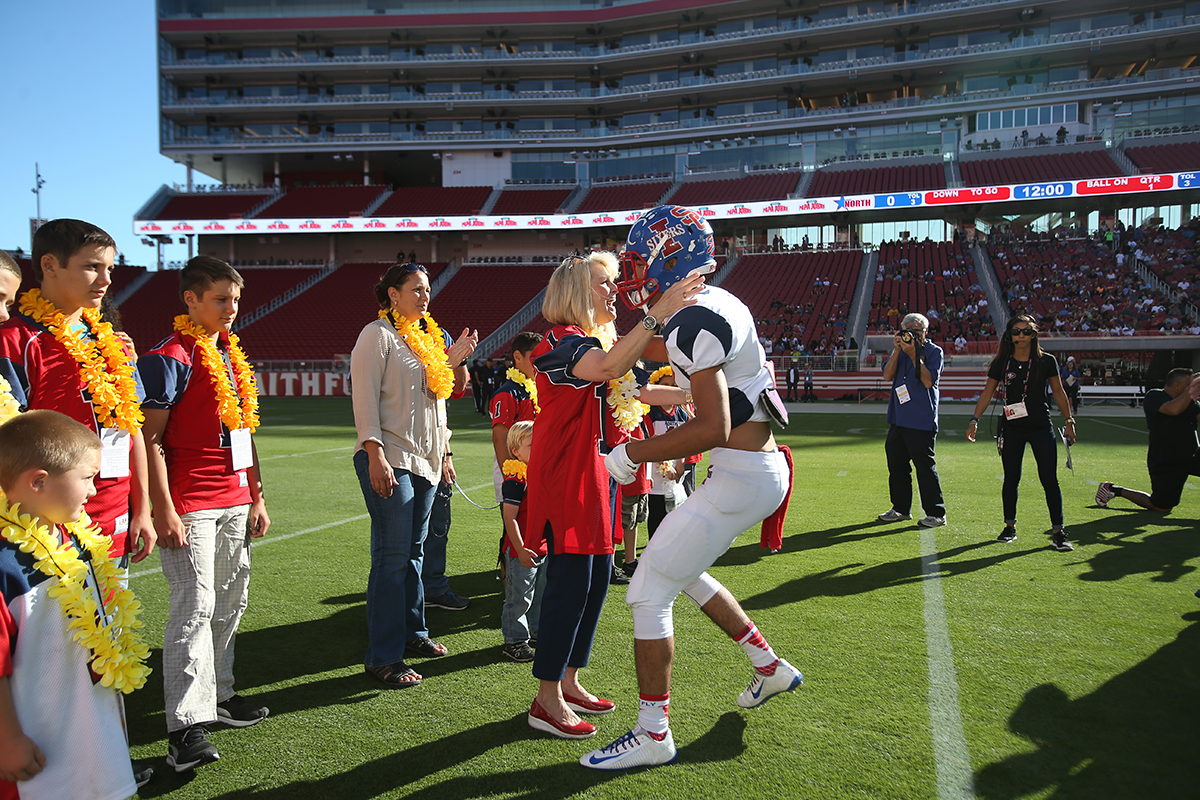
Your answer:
[737,658,803,709]
[580,726,676,770]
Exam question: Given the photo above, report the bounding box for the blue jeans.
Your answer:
[353,450,435,668]
[502,554,547,643]
[421,481,453,598]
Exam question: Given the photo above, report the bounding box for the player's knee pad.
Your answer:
[630,598,675,640]
[682,571,722,607]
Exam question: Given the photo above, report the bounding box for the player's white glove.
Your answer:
[605,443,639,485]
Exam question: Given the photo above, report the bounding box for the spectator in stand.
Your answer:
[878,314,946,529]
[523,252,700,741]
[1060,356,1082,414]
[966,315,1076,552]
[1096,369,1200,513]
[351,263,478,688]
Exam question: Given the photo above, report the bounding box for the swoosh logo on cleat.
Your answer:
[587,751,628,765]
[750,682,765,700]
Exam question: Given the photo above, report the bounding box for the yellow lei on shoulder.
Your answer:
[649,365,674,385]
[0,496,151,693]
[379,309,454,400]
[173,315,260,433]
[505,368,540,414]
[0,376,18,423]
[19,289,143,434]
[502,459,528,480]
[587,325,649,432]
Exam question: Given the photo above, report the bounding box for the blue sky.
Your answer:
[0,2,185,268]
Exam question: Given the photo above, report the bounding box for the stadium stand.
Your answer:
[988,236,1185,333]
[721,251,861,354]
[490,188,574,215]
[233,262,447,361]
[154,193,274,220]
[1124,141,1200,174]
[808,163,946,198]
[429,265,557,346]
[575,181,672,213]
[1129,227,1200,305]
[960,151,1123,186]
[867,242,993,342]
[372,186,492,217]
[671,172,802,207]
[255,186,388,219]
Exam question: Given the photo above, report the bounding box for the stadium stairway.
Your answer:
[967,244,1011,331]
[846,250,878,352]
[112,269,153,306]
[362,189,394,216]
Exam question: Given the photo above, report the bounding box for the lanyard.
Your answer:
[1007,356,1036,404]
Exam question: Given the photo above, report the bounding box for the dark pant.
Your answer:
[531,538,611,682]
[421,481,452,598]
[885,424,945,518]
[1000,424,1062,527]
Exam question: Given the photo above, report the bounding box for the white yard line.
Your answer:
[259,446,352,461]
[129,514,370,579]
[1086,418,1146,434]
[919,528,977,800]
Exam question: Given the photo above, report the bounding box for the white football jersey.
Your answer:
[660,286,772,427]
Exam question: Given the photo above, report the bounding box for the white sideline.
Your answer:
[919,528,976,800]
[129,514,370,579]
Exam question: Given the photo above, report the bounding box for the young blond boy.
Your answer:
[499,421,547,662]
[138,256,270,771]
[0,410,142,800]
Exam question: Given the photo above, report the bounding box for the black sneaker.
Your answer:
[997,525,1017,543]
[132,760,155,788]
[610,564,630,585]
[425,591,471,610]
[1050,530,1074,552]
[166,725,219,772]
[216,694,269,727]
[622,559,638,577]
[501,641,536,662]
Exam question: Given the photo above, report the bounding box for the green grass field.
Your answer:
[126,398,1199,800]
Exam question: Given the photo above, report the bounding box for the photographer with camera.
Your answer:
[877,313,947,528]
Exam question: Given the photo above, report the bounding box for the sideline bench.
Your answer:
[1079,385,1142,405]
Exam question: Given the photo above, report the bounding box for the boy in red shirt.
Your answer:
[139,256,270,772]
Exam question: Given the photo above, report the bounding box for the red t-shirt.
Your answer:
[525,325,627,555]
[0,315,143,557]
[139,331,253,514]
[490,378,537,429]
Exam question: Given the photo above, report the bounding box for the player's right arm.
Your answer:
[0,676,46,783]
[142,408,187,547]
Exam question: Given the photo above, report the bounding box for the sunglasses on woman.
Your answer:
[1011,328,1035,336]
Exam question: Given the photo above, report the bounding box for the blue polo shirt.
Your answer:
[885,341,943,432]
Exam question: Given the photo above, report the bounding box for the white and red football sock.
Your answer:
[734,622,780,674]
[637,692,670,739]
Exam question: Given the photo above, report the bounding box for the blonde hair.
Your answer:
[0,410,101,491]
[507,420,534,455]
[542,251,617,335]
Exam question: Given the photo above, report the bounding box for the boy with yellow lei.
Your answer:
[0,410,151,800]
[0,220,155,567]
[137,257,270,773]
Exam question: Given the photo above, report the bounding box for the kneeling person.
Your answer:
[139,257,271,772]
[582,206,802,771]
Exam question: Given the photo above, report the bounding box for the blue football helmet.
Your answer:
[618,205,717,309]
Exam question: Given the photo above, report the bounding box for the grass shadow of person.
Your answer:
[1060,514,1200,584]
[973,613,1200,799]
[192,711,747,800]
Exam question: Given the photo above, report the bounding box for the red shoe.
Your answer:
[563,692,616,715]
[528,699,597,739]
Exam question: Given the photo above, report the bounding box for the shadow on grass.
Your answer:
[1059,513,1200,584]
[194,711,747,799]
[974,613,1200,799]
[716,521,907,569]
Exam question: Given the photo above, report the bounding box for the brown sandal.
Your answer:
[365,662,421,688]
[405,636,448,657]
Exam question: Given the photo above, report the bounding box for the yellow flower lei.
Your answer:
[18,289,143,434]
[0,495,151,694]
[649,365,674,385]
[502,459,528,480]
[173,315,260,433]
[0,376,19,424]
[505,367,540,414]
[587,325,650,432]
[379,309,454,400]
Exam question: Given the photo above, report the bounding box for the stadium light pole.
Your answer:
[30,163,46,248]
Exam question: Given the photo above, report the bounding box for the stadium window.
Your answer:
[1001,110,1013,128]
[1052,105,1064,123]
[989,111,1001,128]
[1014,109,1025,127]
[1066,104,1078,122]
[977,113,989,131]
[1040,107,1051,124]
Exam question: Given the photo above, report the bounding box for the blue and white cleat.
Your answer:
[737,658,803,709]
[580,726,677,770]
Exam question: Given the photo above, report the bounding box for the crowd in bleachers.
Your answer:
[867,241,995,345]
[808,162,945,198]
[991,225,1199,335]
[961,150,1122,186]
